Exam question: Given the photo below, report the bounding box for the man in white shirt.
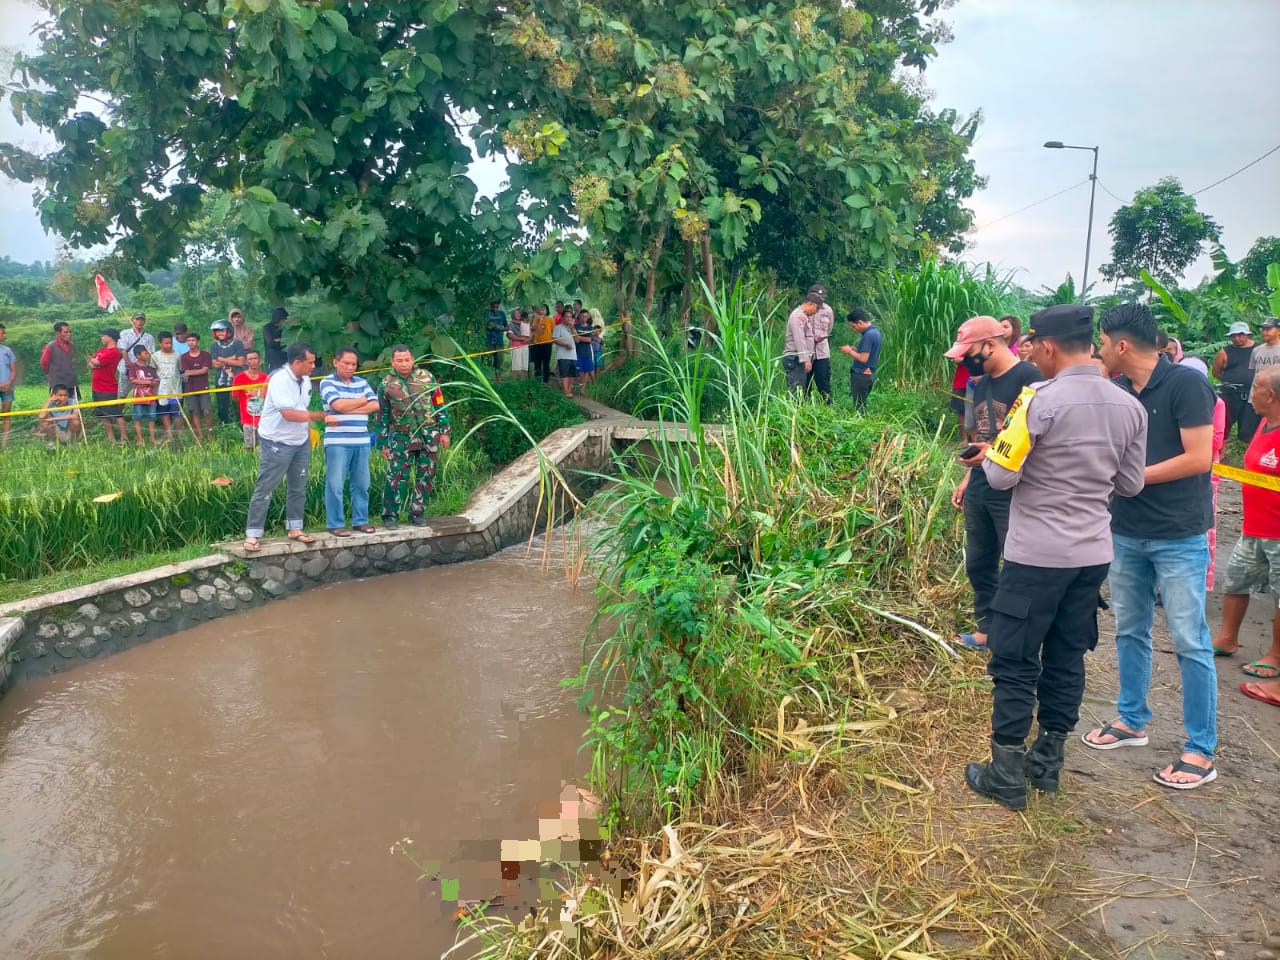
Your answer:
[242,343,336,552]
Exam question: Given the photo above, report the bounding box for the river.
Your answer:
[0,535,597,959]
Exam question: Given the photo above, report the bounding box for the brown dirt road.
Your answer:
[1073,479,1280,959]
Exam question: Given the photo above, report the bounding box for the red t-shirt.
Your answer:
[1242,422,1280,539]
[232,370,269,426]
[91,347,122,393]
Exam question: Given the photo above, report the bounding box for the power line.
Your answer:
[1096,179,1126,204]
[975,178,1089,230]
[1190,142,1280,196]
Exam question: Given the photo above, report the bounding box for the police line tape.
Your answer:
[1212,462,1280,494]
[0,321,616,421]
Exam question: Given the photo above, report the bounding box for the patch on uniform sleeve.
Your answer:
[432,388,445,406]
[986,386,1037,472]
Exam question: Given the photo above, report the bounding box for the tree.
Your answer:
[1,0,977,352]
[1099,177,1220,286]
[1240,236,1280,292]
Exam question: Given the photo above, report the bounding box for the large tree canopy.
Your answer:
[1,0,979,349]
[1099,177,1221,287]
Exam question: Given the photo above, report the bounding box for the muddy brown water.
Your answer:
[0,538,597,959]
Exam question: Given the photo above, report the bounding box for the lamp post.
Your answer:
[1043,141,1099,301]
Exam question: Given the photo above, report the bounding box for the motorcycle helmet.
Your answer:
[210,319,233,339]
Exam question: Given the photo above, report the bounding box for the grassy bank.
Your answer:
[460,293,1108,959]
[0,376,585,594]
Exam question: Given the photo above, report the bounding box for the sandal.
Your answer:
[288,532,317,544]
[328,528,352,538]
[1241,660,1280,679]
[243,537,262,553]
[1081,722,1149,751]
[1240,681,1280,708]
[352,525,377,534]
[1211,642,1237,657]
[1153,759,1217,790]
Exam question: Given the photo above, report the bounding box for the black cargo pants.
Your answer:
[987,560,1111,746]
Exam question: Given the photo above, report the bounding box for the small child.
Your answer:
[127,342,160,446]
[36,384,81,444]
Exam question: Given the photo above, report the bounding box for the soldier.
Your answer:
[963,305,1147,810]
[376,344,451,528]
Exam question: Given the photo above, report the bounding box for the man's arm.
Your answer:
[1211,348,1227,379]
[328,397,380,413]
[40,344,52,373]
[1144,425,1212,485]
[1115,418,1148,498]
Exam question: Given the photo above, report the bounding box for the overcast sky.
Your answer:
[2,0,1277,290]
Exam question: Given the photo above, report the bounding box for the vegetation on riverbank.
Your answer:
[458,291,1109,960]
[0,377,584,591]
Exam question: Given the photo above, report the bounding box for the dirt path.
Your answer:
[1075,478,1280,959]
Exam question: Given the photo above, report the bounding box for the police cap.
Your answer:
[1026,304,1094,341]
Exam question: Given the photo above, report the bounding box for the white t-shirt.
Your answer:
[552,322,577,361]
[258,367,312,445]
[154,350,181,397]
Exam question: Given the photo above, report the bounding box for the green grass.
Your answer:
[0,370,587,595]
[0,545,212,605]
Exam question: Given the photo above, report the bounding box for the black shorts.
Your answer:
[950,388,967,416]
[92,390,124,420]
[557,358,578,379]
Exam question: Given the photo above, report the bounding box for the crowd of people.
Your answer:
[945,301,1280,812]
[487,298,607,394]
[18,308,290,448]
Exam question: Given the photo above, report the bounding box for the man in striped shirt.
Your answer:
[320,347,381,537]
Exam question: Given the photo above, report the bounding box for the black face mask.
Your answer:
[961,348,988,377]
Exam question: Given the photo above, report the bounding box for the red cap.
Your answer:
[944,315,1005,360]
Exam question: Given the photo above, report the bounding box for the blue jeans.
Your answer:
[1110,533,1217,759]
[324,443,371,529]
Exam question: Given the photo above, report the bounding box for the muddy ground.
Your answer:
[1072,478,1280,960]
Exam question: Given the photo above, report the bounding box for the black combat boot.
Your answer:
[1025,729,1068,793]
[965,739,1028,811]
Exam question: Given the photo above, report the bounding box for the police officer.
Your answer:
[963,305,1148,810]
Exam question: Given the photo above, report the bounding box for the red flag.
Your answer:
[95,274,120,312]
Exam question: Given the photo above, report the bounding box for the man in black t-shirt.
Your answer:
[945,315,1042,651]
[1084,302,1219,792]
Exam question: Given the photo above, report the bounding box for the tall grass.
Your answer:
[574,284,966,828]
[874,259,1019,388]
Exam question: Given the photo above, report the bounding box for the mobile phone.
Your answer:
[958,444,980,459]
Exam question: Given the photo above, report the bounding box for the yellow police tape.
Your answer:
[0,319,617,420]
[1212,462,1280,494]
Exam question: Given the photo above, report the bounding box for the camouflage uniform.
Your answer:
[376,368,450,523]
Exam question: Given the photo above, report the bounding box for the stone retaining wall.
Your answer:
[0,421,620,693]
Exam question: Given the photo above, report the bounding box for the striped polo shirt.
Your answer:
[319,373,377,446]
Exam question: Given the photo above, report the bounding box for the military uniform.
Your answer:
[376,367,450,524]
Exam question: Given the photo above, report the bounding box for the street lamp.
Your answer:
[1043,140,1099,302]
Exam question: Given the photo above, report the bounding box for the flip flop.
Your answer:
[1239,681,1280,708]
[1081,722,1150,750]
[288,532,317,544]
[243,537,261,553]
[1241,660,1280,679]
[955,633,989,652]
[1211,643,1237,657]
[1153,759,1217,791]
